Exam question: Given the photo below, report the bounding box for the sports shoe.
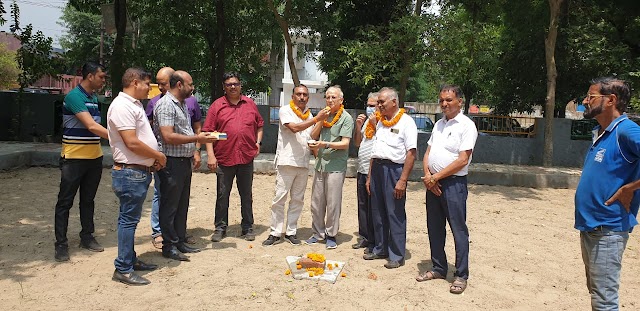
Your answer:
[304,236,319,245]
[211,230,226,242]
[242,228,256,241]
[262,235,283,246]
[326,236,337,249]
[79,237,104,252]
[55,245,69,262]
[284,235,301,246]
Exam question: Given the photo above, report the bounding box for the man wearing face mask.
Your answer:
[352,92,379,253]
[153,71,217,261]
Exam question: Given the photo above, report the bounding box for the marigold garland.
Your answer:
[364,109,405,139]
[289,100,310,120]
[323,105,344,128]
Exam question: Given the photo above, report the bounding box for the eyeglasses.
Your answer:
[585,94,609,102]
[224,83,241,88]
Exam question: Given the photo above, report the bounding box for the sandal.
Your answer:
[449,277,467,294]
[152,236,163,249]
[415,270,445,282]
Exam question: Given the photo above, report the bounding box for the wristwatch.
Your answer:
[257,141,262,146]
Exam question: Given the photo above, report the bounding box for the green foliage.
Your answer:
[0,43,19,89]
[58,4,109,73]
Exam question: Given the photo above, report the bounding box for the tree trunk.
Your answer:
[543,0,563,167]
[397,0,424,107]
[111,0,126,96]
[267,0,299,86]
[212,0,226,100]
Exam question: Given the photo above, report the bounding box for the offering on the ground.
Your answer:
[285,254,345,284]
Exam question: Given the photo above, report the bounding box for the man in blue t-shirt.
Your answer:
[575,77,639,310]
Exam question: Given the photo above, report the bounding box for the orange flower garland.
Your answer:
[323,105,344,128]
[364,109,405,139]
[289,100,310,120]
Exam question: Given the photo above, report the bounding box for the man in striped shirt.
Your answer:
[54,62,109,262]
[353,92,378,253]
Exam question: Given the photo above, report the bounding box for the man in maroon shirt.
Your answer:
[203,72,264,242]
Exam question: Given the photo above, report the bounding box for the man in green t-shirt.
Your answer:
[305,86,354,249]
[54,62,109,262]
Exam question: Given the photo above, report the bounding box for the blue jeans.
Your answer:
[150,172,161,238]
[581,229,629,311]
[112,168,152,273]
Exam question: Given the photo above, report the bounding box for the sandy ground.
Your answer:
[0,167,639,311]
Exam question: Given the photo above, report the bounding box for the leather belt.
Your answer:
[372,158,396,164]
[113,162,155,173]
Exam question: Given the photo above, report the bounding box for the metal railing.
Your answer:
[571,119,597,140]
[468,114,537,137]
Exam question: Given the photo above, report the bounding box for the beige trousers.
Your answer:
[310,170,346,239]
[270,165,309,236]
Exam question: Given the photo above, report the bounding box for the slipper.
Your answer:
[152,236,163,249]
[449,277,467,294]
[415,270,445,282]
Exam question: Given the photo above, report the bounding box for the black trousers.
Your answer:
[158,156,193,247]
[215,162,254,231]
[54,156,103,247]
[357,172,375,248]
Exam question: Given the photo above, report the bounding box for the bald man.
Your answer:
[153,71,216,261]
[146,67,203,248]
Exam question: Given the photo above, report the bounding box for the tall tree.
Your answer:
[110,0,126,95]
[542,0,563,167]
[267,0,299,86]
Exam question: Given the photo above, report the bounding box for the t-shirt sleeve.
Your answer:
[339,114,354,138]
[154,101,176,128]
[404,117,418,150]
[280,106,296,125]
[459,121,478,152]
[188,97,202,123]
[145,98,156,119]
[619,122,640,162]
[110,103,137,131]
[202,102,217,132]
[64,93,88,114]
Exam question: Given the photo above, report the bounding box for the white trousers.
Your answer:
[310,170,346,239]
[270,165,309,236]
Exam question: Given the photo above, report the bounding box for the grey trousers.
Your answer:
[310,170,346,239]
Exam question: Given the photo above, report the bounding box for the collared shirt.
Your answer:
[146,94,202,125]
[315,111,354,172]
[153,92,196,157]
[61,85,103,159]
[275,104,314,168]
[370,113,418,164]
[427,112,478,176]
[357,123,375,174]
[575,115,640,232]
[107,92,158,167]
[202,95,264,166]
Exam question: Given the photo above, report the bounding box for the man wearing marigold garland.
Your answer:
[417,85,477,295]
[306,86,354,249]
[365,87,417,269]
[353,92,379,253]
[263,84,329,246]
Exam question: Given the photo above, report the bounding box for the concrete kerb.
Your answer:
[0,142,582,189]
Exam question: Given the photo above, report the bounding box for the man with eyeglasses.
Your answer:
[352,92,379,253]
[575,77,639,310]
[203,72,264,243]
[145,67,203,249]
[365,87,417,270]
[306,85,354,249]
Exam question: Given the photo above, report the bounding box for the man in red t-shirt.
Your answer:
[203,72,264,242]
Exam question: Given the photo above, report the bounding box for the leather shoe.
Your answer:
[112,270,150,286]
[162,247,190,261]
[177,243,201,253]
[363,252,388,260]
[352,239,368,249]
[211,230,226,242]
[384,260,405,269]
[133,259,158,271]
